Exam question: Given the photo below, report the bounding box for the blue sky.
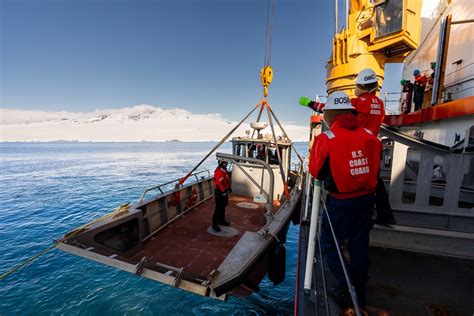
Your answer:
[1,0,402,126]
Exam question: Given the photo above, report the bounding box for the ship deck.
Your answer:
[131,194,276,278]
[366,247,474,315]
[296,222,474,315]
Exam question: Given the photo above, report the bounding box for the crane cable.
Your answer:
[261,0,275,98]
[263,0,275,67]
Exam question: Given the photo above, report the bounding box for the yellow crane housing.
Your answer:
[326,0,422,96]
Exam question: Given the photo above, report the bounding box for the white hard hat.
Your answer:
[324,91,354,111]
[355,68,378,85]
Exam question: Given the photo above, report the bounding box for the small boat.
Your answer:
[57,109,303,300]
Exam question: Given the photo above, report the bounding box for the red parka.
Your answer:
[350,92,385,135]
[309,113,382,199]
[309,92,385,135]
[214,166,231,192]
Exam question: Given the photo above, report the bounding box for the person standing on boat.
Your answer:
[212,160,231,232]
[309,91,382,311]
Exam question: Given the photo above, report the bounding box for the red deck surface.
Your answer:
[132,195,275,278]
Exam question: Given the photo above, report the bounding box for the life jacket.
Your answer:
[214,167,230,192]
[351,92,385,135]
[414,74,427,92]
[324,125,381,199]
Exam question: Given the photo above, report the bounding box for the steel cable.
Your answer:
[320,197,362,316]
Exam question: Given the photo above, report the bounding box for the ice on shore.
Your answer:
[0,105,308,142]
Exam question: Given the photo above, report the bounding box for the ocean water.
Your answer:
[0,142,308,315]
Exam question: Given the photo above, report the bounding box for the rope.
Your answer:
[318,233,330,316]
[0,203,130,281]
[320,197,362,316]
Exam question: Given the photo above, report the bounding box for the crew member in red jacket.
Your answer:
[212,160,231,232]
[301,68,395,225]
[413,69,427,111]
[352,68,385,135]
[353,69,395,225]
[309,91,382,311]
[301,68,384,135]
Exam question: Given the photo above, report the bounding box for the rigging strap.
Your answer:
[178,101,262,185]
[265,102,290,197]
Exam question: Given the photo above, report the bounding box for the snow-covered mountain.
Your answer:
[0,105,309,142]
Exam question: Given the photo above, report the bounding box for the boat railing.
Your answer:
[216,152,274,215]
[139,170,211,202]
[291,162,302,172]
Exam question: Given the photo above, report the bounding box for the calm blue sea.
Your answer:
[0,142,307,315]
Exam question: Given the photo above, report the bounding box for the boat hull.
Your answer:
[58,173,302,299]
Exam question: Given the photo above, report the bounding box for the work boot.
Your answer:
[343,308,368,316]
[212,223,221,232]
[219,220,230,226]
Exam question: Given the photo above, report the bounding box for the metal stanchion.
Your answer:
[303,162,312,221]
[303,179,321,291]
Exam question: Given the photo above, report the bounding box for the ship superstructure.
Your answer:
[296,0,474,314]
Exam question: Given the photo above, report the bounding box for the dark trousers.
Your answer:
[413,91,423,111]
[375,178,396,224]
[320,193,375,289]
[405,93,412,113]
[213,188,228,225]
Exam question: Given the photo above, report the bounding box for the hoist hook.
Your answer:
[260,65,273,97]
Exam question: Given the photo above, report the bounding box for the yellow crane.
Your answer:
[326,0,422,97]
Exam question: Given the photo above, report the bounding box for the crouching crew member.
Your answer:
[213,160,232,232]
[309,91,382,311]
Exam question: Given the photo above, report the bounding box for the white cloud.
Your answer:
[0,104,309,142]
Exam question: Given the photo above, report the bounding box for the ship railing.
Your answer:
[380,126,474,232]
[139,170,211,202]
[382,91,403,115]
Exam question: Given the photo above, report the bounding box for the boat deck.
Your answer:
[132,194,274,278]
